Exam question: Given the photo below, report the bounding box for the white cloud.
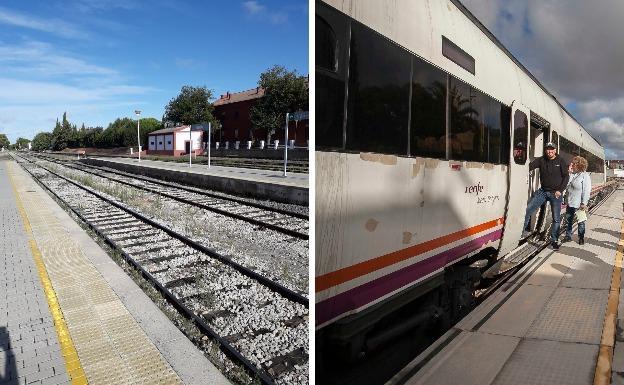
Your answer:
[0,6,88,39]
[462,0,624,159]
[243,1,265,15]
[0,41,117,79]
[587,117,624,158]
[0,38,156,142]
[577,98,624,123]
[71,0,139,12]
[242,1,289,24]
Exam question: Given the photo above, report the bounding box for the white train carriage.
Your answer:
[315,0,606,365]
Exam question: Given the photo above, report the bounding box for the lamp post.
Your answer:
[135,110,141,162]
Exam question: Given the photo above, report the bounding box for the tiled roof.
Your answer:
[213,87,265,106]
[147,125,189,135]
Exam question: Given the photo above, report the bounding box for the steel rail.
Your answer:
[35,155,308,239]
[16,154,308,307]
[35,153,308,220]
[12,154,278,385]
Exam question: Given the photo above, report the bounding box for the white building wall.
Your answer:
[174,128,202,151]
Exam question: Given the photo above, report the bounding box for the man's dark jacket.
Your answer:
[528,155,569,193]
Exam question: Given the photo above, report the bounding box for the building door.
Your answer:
[185,141,190,154]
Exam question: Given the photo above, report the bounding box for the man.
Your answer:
[522,141,569,250]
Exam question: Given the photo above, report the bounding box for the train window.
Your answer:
[512,110,528,164]
[410,57,447,159]
[345,20,411,155]
[449,77,505,163]
[487,102,508,164]
[558,136,579,164]
[500,105,511,165]
[316,3,349,150]
[551,131,558,148]
[316,16,338,72]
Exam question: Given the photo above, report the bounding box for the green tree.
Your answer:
[14,137,31,149]
[0,134,9,149]
[32,132,53,151]
[51,112,74,150]
[249,65,309,143]
[163,85,215,126]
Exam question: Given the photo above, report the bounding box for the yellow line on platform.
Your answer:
[7,164,88,385]
[594,215,624,385]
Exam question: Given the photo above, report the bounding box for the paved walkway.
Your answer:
[1,158,230,385]
[91,157,309,188]
[394,186,624,385]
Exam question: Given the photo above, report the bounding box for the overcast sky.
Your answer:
[462,0,624,160]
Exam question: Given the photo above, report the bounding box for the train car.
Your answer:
[315,0,607,379]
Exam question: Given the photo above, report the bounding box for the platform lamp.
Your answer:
[135,110,141,162]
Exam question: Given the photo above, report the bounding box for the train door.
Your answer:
[527,113,551,235]
[528,111,550,231]
[498,102,530,256]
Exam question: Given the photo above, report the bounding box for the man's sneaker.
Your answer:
[551,242,560,250]
[579,236,585,245]
[562,236,572,243]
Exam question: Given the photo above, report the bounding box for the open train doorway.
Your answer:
[526,111,551,236]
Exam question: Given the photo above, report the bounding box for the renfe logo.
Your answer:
[465,182,484,195]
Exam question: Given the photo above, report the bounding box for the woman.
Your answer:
[563,156,591,245]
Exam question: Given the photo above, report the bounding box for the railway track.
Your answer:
[12,154,309,385]
[31,153,308,240]
[25,153,308,296]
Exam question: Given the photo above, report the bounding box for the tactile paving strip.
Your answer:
[559,258,613,290]
[492,339,598,385]
[526,286,608,344]
[9,163,184,385]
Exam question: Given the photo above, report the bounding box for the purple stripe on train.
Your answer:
[316,229,503,326]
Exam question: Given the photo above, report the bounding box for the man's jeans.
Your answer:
[523,188,562,243]
[565,206,586,239]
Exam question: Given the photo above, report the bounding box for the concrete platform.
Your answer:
[80,156,309,205]
[0,157,231,385]
[392,187,624,385]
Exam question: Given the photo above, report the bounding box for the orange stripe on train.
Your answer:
[315,217,504,292]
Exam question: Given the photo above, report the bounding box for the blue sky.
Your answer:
[0,0,309,142]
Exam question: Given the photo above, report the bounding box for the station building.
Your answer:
[213,86,309,148]
[147,125,203,156]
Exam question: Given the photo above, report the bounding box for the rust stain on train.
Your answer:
[465,162,483,169]
[365,218,379,232]
[425,159,440,169]
[359,152,398,165]
[412,159,425,177]
[381,155,398,165]
[484,163,495,170]
[402,232,413,244]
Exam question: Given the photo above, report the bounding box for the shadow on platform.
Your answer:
[0,326,19,384]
